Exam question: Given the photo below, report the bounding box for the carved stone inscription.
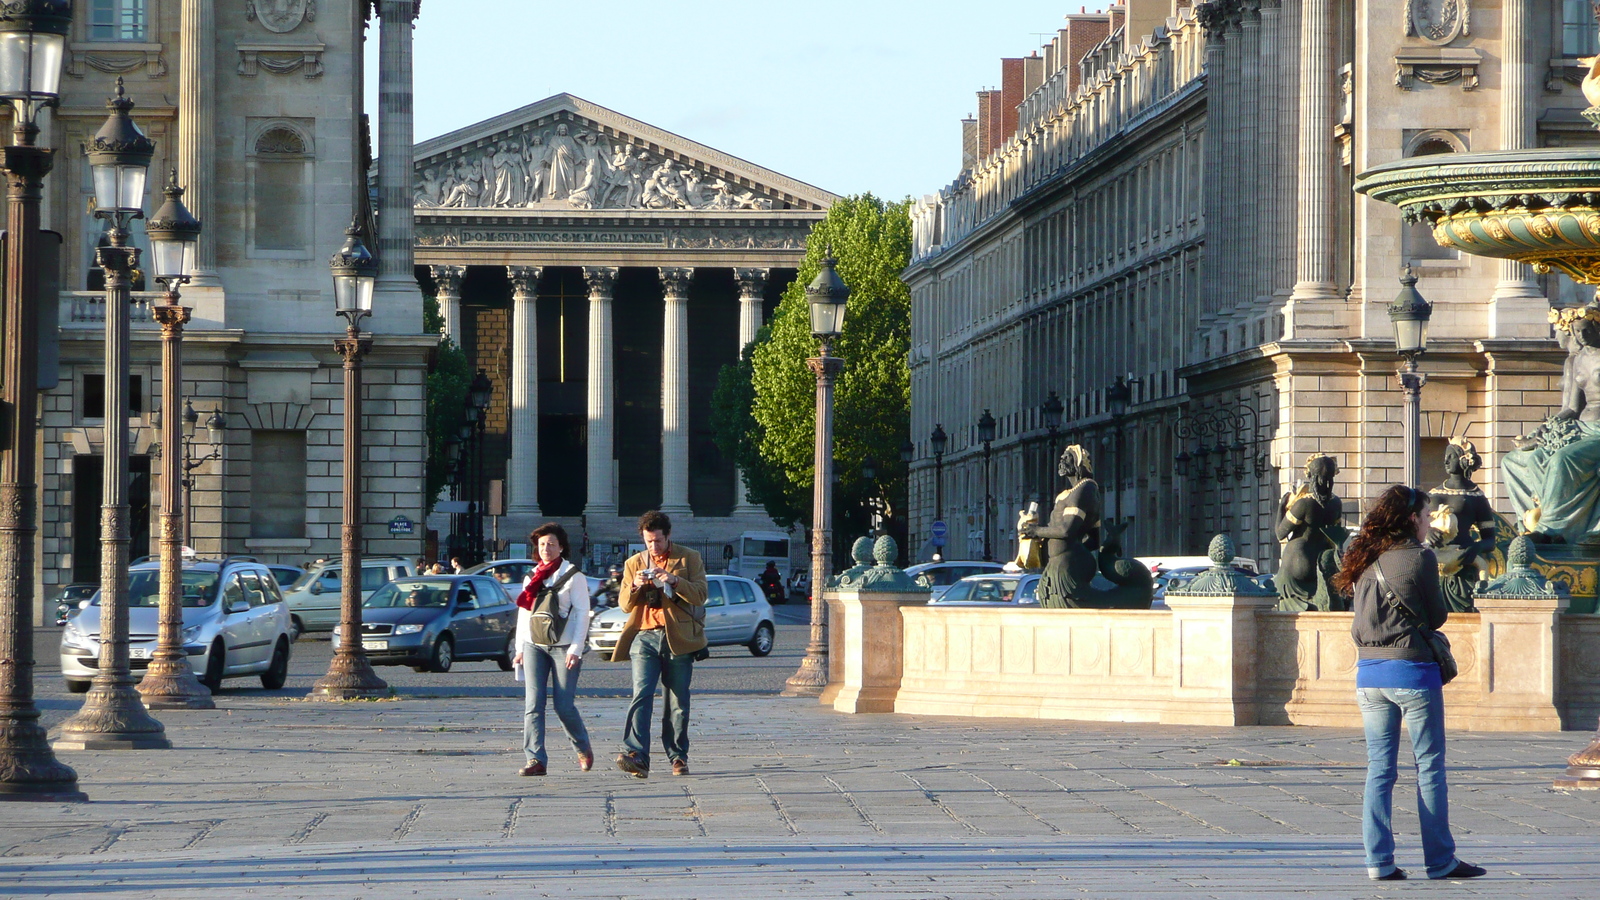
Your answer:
[416,224,804,251]
[416,122,779,213]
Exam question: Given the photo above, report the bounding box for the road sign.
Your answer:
[930,519,947,547]
[388,515,415,535]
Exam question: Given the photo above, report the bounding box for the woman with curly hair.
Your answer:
[1334,485,1485,882]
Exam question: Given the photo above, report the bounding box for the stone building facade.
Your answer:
[905,0,1593,568]
[412,94,834,565]
[28,0,430,610]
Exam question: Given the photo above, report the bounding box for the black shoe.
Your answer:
[615,751,649,779]
[1435,862,1486,880]
[1373,868,1407,881]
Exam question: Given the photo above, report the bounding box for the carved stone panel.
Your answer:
[1403,0,1469,46]
[247,0,315,33]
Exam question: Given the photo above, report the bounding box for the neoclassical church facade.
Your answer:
[907,0,1590,569]
[412,94,834,561]
[29,0,431,611]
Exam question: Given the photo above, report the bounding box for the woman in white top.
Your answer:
[512,523,593,776]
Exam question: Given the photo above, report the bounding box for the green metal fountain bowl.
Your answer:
[1355,147,1600,283]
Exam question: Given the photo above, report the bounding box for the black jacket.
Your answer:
[1350,540,1448,662]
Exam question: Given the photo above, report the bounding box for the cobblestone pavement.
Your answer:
[4,691,1600,898]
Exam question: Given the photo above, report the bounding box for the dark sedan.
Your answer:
[53,583,98,626]
[331,575,515,673]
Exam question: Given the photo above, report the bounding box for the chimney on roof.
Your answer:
[961,116,978,171]
[1000,58,1024,142]
[1023,53,1046,97]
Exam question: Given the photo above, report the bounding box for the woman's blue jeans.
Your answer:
[622,630,693,768]
[523,643,590,765]
[1357,687,1459,879]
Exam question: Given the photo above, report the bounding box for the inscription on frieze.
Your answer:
[459,229,664,246]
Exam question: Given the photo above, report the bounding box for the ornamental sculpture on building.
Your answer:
[1019,445,1153,609]
[1425,437,1495,612]
[1504,305,1600,544]
[415,124,778,212]
[1273,453,1348,612]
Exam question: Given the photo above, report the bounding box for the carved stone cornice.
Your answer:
[68,43,166,79]
[236,42,325,78]
[658,267,693,299]
[506,265,541,298]
[429,265,464,295]
[734,267,768,299]
[583,266,618,297]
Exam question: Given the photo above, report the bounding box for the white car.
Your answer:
[282,557,417,638]
[587,574,776,657]
[904,560,1006,600]
[60,558,293,693]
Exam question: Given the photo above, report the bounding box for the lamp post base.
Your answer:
[0,720,87,801]
[54,678,172,751]
[781,641,829,698]
[136,657,215,710]
[306,652,389,701]
[1554,731,1600,790]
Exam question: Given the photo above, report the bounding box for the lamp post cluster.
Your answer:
[1389,267,1433,488]
[1173,405,1271,481]
[976,409,996,561]
[178,399,225,549]
[783,253,849,698]
[443,369,492,565]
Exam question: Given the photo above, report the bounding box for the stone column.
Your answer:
[1288,0,1340,310]
[659,267,693,516]
[373,0,423,332]
[430,265,464,342]
[177,0,218,287]
[507,267,541,518]
[1490,0,1546,336]
[1238,2,1262,312]
[1197,3,1228,317]
[733,268,767,516]
[583,267,618,518]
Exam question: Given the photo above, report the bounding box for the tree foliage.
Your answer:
[423,285,471,515]
[743,194,913,527]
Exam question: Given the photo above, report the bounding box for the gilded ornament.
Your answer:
[1529,215,1559,241]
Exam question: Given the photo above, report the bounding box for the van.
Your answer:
[726,530,791,581]
[282,557,417,639]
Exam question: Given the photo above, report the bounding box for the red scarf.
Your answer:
[516,558,563,611]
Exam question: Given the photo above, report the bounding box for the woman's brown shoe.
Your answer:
[578,750,594,772]
[518,761,546,776]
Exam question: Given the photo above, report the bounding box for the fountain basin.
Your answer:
[1355,148,1600,283]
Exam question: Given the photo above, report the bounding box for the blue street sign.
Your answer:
[388,515,415,536]
[930,519,947,547]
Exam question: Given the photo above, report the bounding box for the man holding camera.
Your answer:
[611,510,708,778]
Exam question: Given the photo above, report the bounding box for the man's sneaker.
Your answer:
[671,759,689,776]
[578,750,594,772]
[1434,862,1486,880]
[1372,868,1406,881]
[518,761,546,777]
[616,752,649,779]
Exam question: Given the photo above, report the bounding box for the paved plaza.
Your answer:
[5,622,1600,900]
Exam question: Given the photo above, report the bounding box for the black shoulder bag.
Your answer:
[1371,559,1458,685]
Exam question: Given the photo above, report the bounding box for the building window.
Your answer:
[1403,138,1460,262]
[250,430,306,539]
[1564,1,1600,57]
[89,0,147,42]
[248,124,314,257]
[80,373,143,419]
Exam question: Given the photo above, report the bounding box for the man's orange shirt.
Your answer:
[637,553,672,629]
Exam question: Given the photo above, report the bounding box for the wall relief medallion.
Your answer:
[247,0,315,34]
[1404,0,1468,45]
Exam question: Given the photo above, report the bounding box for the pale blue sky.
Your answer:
[367,1,1106,202]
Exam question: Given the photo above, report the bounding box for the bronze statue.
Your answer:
[1274,453,1348,612]
[1426,437,1496,613]
[1020,445,1153,609]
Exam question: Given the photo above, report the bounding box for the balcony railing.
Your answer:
[59,291,163,328]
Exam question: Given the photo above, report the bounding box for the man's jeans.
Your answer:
[1357,687,1459,879]
[623,629,693,769]
[523,643,590,765]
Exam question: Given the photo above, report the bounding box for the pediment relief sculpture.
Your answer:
[248,0,315,33]
[416,123,780,213]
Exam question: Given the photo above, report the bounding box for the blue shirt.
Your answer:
[1356,658,1442,690]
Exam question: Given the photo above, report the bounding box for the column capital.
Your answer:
[734,267,769,299]
[584,265,618,297]
[430,265,464,296]
[380,0,422,22]
[507,266,542,298]
[658,266,693,299]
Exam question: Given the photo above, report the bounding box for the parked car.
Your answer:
[331,575,516,673]
[266,565,305,592]
[59,558,293,693]
[904,560,1006,600]
[52,583,98,626]
[587,574,775,658]
[464,558,539,600]
[929,572,1042,607]
[282,557,417,638]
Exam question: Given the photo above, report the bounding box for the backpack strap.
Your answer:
[543,564,582,613]
[1372,557,1423,630]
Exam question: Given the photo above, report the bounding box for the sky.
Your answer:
[366,1,1107,202]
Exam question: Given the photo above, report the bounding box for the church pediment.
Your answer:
[411,93,835,215]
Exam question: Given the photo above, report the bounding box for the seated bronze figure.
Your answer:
[1274,453,1348,612]
[1020,445,1153,610]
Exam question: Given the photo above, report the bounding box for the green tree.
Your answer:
[423,286,471,515]
[744,194,913,530]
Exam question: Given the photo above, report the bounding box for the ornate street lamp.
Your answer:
[1041,390,1064,495]
[930,424,947,524]
[177,399,223,548]
[1104,375,1135,524]
[0,0,84,801]
[783,252,848,698]
[1389,267,1432,488]
[136,169,210,711]
[55,79,170,752]
[976,409,996,561]
[468,369,492,563]
[308,223,387,701]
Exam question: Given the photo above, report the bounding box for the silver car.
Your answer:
[587,574,775,657]
[905,560,1007,600]
[929,573,1042,607]
[60,559,293,693]
[282,557,417,638]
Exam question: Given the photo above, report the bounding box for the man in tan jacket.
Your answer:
[612,510,707,778]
